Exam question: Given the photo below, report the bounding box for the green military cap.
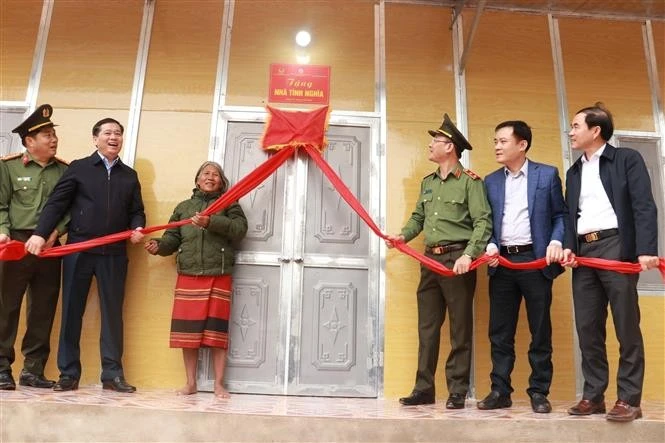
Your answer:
[12,104,57,139]
[428,113,473,152]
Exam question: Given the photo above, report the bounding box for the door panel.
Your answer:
[296,267,372,396]
[226,265,281,386]
[304,132,369,258]
[200,119,378,397]
[224,125,286,254]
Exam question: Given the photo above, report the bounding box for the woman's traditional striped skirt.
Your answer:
[169,274,232,349]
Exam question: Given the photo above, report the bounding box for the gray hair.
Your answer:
[194,161,229,193]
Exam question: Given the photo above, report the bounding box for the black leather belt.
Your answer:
[425,242,467,255]
[9,229,34,241]
[578,228,618,243]
[500,244,533,255]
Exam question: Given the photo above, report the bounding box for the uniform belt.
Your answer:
[425,242,467,255]
[500,244,533,255]
[578,228,618,243]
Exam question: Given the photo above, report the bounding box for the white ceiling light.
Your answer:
[295,30,311,47]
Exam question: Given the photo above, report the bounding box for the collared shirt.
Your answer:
[486,159,562,253]
[97,151,119,176]
[577,144,619,234]
[0,151,68,234]
[400,161,492,258]
[500,159,532,246]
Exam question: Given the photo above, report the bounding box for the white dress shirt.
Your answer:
[577,144,619,235]
[500,160,532,246]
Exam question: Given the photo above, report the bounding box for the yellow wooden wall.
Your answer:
[383,2,457,398]
[129,0,225,388]
[463,10,575,401]
[558,17,665,401]
[2,0,663,399]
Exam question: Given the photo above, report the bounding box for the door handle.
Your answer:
[293,257,304,264]
[278,257,291,263]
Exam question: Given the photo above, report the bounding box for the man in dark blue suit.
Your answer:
[477,121,567,414]
[25,118,146,393]
[563,103,659,422]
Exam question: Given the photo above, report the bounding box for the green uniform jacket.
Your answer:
[154,188,248,276]
[400,162,492,258]
[0,152,68,236]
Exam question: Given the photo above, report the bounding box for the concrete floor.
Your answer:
[1,386,664,442]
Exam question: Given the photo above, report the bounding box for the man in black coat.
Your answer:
[25,118,145,393]
[562,103,659,422]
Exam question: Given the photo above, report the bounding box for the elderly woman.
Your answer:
[145,161,247,398]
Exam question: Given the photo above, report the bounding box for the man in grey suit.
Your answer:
[563,103,659,422]
[478,120,567,414]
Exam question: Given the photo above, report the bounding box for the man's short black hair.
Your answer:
[92,118,124,136]
[495,120,532,151]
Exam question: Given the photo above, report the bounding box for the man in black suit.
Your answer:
[562,103,659,422]
[25,118,145,393]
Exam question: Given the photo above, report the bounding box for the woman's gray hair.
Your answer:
[194,161,229,193]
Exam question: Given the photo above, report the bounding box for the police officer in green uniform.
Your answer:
[0,104,68,390]
[386,114,492,408]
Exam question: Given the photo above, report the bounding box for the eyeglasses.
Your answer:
[431,139,452,145]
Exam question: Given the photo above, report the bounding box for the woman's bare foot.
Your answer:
[214,386,230,399]
[176,384,197,395]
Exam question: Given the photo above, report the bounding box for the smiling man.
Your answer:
[25,118,146,393]
[385,114,492,409]
[0,105,68,390]
[562,103,659,422]
[479,120,567,414]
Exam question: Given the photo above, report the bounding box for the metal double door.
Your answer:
[199,119,380,397]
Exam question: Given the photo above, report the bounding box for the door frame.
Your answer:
[197,108,386,396]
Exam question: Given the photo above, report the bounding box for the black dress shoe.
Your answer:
[102,376,136,393]
[530,393,552,413]
[0,372,16,391]
[53,376,79,392]
[399,390,435,406]
[477,391,512,410]
[19,370,55,388]
[446,393,466,409]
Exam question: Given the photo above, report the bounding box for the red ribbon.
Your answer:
[0,146,295,262]
[1,142,663,282]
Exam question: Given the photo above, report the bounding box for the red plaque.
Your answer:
[269,63,330,105]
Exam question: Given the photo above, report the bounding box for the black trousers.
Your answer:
[487,251,553,397]
[413,249,476,396]
[572,235,644,406]
[58,252,128,381]
[0,231,61,376]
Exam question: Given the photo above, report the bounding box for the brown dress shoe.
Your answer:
[567,399,606,415]
[606,400,642,422]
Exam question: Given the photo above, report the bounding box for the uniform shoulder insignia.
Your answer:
[54,156,69,166]
[1,152,22,162]
[463,168,481,180]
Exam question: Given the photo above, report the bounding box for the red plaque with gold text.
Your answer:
[269,63,330,105]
